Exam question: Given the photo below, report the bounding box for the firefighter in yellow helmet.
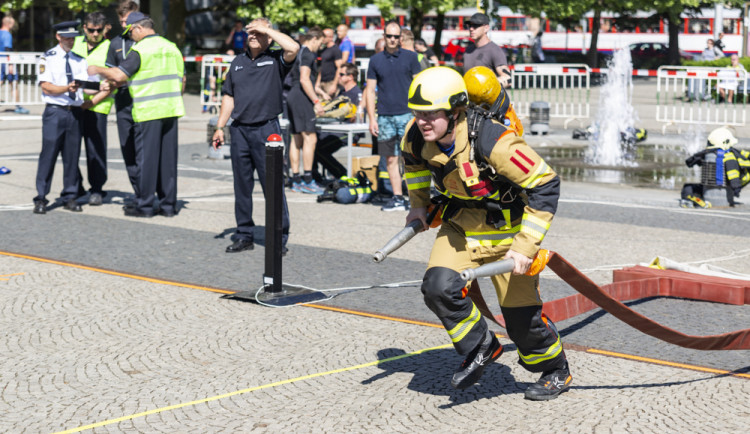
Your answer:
[400,66,570,400]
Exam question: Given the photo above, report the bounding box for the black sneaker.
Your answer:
[451,334,503,389]
[381,195,409,212]
[524,363,572,401]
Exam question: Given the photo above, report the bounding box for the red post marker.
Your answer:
[267,134,282,142]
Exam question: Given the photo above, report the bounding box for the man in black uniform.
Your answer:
[211,18,298,254]
[105,0,139,201]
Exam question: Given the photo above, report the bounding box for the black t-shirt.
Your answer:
[319,44,342,82]
[423,47,436,59]
[222,47,292,124]
[106,34,137,110]
[340,84,361,106]
[288,46,318,87]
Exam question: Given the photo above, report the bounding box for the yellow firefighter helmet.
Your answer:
[408,66,469,111]
[463,66,506,108]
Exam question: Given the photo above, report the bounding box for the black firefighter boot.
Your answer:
[451,331,503,389]
[524,361,573,401]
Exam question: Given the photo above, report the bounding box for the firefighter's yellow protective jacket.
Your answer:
[401,112,560,259]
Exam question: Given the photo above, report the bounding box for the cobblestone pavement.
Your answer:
[0,94,749,432]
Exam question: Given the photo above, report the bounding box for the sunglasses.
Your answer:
[384,34,401,40]
[86,27,104,33]
[338,73,349,76]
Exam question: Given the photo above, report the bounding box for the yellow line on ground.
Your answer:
[587,348,750,379]
[0,251,235,295]
[52,343,452,434]
[0,272,24,277]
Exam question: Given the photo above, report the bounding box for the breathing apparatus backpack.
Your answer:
[316,171,373,204]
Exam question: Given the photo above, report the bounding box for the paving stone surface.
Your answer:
[0,93,749,432]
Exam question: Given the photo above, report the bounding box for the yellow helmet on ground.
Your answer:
[463,66,505,108]
[707,127,738,149]
[408,66,469,111]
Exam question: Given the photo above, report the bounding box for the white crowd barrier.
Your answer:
[509,63,590,129]
[197,54,234,113]
[0,52,43,107]
[656,65,748,133]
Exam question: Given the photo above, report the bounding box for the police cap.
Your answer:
[53,21,80,38]
[122,12,149,34]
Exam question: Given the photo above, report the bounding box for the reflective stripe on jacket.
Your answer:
[129,36,185,122]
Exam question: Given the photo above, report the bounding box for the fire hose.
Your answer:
[374,225,750,351]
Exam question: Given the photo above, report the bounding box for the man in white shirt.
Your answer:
[33,21,109,214]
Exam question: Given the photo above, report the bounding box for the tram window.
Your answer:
[547,20,568,32]
[505,17,526,31]
[689,19,711,34]
[600,19,618,33]
[444,17,459,30]
[636,19,662,33]
[424,16,437,30]
[350,17,363,30]
[722,19,737,34]
[365,16,381,30]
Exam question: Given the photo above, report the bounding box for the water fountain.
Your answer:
[585,48,638,167]
[532,48,702,188]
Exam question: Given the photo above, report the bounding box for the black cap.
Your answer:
[122,12,149,35]
[125,11,148,26]
[53,21,80,38]
[468,13,490,27]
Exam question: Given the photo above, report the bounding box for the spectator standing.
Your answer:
[0,15,29,114]
[360,37,384,158]
[211,18,298,254]
[337,24,355,64]
[34,22,109,214]
[90,12,185,218]
[315,28,343,99]
[701,38,723,60]
[714,32,726,53]
[531,31,545,63]
[464,13,512,87]
[414,38,439,65]
[365,21,421,211]
[106,0,139,202]
[225,20,248,54]
[72,12,114,206]
[401,30,430,71]
[287,27,326,194]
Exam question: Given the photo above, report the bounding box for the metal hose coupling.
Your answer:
[460,249,551,281]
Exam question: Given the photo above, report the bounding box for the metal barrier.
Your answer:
[656,65,748,133]
[0,51,43,107]
[509,63,590,129]
[198,54,234,113]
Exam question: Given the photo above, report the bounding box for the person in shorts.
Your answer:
[364,21,421,211]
